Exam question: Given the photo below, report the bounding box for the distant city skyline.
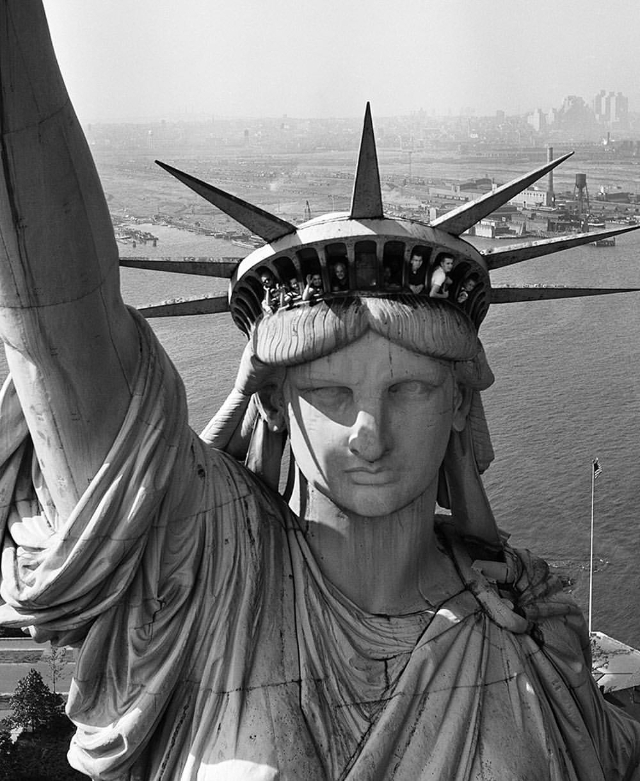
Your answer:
[42,0,640,123]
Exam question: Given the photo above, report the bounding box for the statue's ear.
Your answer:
[255,385,286,433]
[452,384,473,433]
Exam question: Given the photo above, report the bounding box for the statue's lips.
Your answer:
[344,467,394,485]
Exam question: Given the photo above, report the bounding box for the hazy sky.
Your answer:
[42,0,640,122]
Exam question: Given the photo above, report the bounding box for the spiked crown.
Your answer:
[122,104,640,334]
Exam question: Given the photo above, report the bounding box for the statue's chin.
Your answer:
[302,476,433,521]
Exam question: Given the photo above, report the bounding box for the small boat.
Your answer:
[593,236,616,247]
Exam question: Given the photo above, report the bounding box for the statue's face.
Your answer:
[282,331,457,517]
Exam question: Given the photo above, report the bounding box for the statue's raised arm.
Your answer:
[0,1,139,518]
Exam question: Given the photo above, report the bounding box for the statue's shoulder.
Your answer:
[198,441,292,528]
[435,513,565,599]
[435,514,584,636]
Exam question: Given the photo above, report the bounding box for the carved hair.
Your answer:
[253,296,484,369]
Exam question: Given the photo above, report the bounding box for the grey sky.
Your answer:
[42,0,640,122]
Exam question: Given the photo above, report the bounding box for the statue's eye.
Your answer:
[389,380,431,397]
[306,386,352,406]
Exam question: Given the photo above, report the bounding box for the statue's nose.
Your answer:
[348,407,388,462]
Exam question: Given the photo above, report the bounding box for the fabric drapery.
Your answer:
[0,315,638,780]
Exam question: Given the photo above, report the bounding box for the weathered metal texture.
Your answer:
[349,103,384,220]
[138,295,230,317]
[491,285,640,304]
[155,161,296,242]
[430,152,573,236]
[120,256,238,278]
[482,224,640,270]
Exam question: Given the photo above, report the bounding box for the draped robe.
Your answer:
[0,315,638,780]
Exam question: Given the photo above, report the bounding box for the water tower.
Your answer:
[546,146,555,205]
[573,173,589,229]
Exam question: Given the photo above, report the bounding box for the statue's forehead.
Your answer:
[286,331,451,380]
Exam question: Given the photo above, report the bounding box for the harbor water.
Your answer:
[2,223,640,647]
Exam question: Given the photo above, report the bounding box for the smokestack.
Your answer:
[547,146,554,206]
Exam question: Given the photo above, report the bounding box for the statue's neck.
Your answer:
[288,471,457,615]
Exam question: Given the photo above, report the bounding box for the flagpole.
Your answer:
[588,461,595,634]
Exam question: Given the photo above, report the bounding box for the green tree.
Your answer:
[5,671,85,779]
[42,643,69,694]
[9,669,65,733]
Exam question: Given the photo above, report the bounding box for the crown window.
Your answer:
[245,275,264,308]
[325,242,348,263]
[406,245,431,293]
[325,243,350,292]
[274,255,298,286]
[354,240,378,289]
[382,241,404,290]
[297,247,324,299]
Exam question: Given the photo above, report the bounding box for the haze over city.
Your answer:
[42,0,640,123]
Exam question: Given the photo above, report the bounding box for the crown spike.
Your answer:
[138,295,230,318]
[491,285,640,304]
[350,103,384,219]
[482,224,640,270]
[156,161,296,243]
[431,152,574,236]
[120,256,239,278]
